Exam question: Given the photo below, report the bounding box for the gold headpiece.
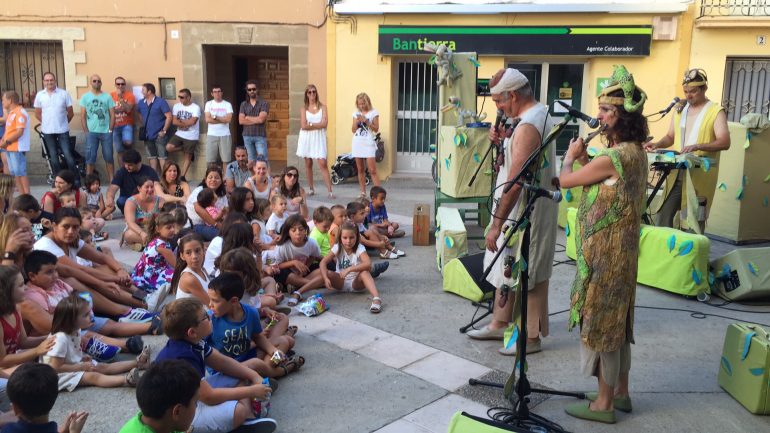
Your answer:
[683,68,708,87]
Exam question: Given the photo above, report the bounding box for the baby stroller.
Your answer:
[34,124,87,185]
[330,153,372,185]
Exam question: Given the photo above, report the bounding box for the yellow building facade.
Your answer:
[326,1,770,179]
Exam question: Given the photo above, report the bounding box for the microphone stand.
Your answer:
[472,114,584,431]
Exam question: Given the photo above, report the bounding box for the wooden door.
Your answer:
[255,58,289,163]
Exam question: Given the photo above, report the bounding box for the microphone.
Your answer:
[556,101,600,128]
[658,97,681,115]
[520,182,562,202]
[493,109,505,140]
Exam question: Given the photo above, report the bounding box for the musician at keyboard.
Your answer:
[642,68,730,231]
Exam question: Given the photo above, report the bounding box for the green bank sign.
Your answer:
[379,26,652,56]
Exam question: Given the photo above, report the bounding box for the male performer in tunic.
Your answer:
[466,68,558,356]
[645,68,730,230]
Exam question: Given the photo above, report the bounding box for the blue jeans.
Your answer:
[117,195,130,213]
[42,132,79,186]
[243,135,267,162]
[86,132,114,165]
[6,151,27,176]
[113,125,134,153]
[193,224,219,242]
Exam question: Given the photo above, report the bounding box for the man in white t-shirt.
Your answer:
[204,85,233,169]
[167,88,200,179]
[33,72,78,186]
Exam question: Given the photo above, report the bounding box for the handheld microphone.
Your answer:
[556,101,600,128]
[658,97,681,115]
[493,109,505,140]
[519,182,562,203]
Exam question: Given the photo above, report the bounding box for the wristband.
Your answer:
[2,251,16,261]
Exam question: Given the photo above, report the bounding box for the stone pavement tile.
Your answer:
[531,392,770,433]
[356,334,438,369]
[270,334,447,433]
[404,394,491,433]
[314,319,392,351]
[373,419,435,433]
[290,311,355,336]
[403,351,493,391]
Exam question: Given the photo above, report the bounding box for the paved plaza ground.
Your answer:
[28,175,770,433]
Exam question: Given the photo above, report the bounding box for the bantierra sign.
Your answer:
[379,26,652,56]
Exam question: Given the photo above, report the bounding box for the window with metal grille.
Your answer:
[722,58,770,122]
[0,41,65,107]
[396,61,438,154]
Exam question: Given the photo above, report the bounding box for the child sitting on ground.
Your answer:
[83,173,109,220]
[20,251,155,360]
[347,202,404,260]
[368,186,405,238]
[154,298,277,433]
[0,265,56,370]
[266,195,287,238]
[119,360,201,433]
[276,215,325,307]
[218,248,283,312]
[253,198,274,247]
[12,194,53,241]
[320,221,383,313]
[79,208,107,241]
[197,188,221,228]
[328,204,346,246]
[57,190,77,209]
[43,295,150,391]
[206,272,302,378]
[309,206,334,257]
[132,213,177,295]
[4,363,89,433]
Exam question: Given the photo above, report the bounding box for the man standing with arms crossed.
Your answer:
[111,76,136,166]
[34,72,78,186]
[80,74,116,181]
[204,85,234,169]
[137,83,172,174]
[167,88,200,180]
[645,68,730,231]
[1,91,31,194]
[467,68,558,356]
[238,80,269,163]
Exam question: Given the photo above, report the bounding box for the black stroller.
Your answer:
[330,153,372,185]
[34,124,87,185]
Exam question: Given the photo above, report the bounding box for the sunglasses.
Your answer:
[178,95,187,99]
[92,80,101,83]
[115,82,126,86]
[285,173,298,178]
[247,88,257,91]
[307,90,317,94]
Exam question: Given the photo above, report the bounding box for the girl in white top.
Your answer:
[266,195,288,237]
[351,92,382,198]
[320,221,382,313]
[243,159,273,201]
[169,234,210,304]
[277,215,325,306]
[43,295,149,391]
[296,84,335,199]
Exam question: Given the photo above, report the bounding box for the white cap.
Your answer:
[489,68,528,94]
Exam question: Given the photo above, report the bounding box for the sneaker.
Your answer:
[233,418,277,433]
[379,251,398,260]
[393,248,406,257]
[118,308,156,323]
[371,262,389,278]
[125,335,144,354]
[84,337,121,362]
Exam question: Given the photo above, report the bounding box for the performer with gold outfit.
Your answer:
[645,68,730,231]
[559,66,649,424]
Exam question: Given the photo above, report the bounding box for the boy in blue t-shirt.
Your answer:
[368,186,405,238]
[207,272,300,378]
[154,297,276,433]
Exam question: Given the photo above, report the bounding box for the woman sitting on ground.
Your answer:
[155,161,190,206]
[271,166,308,219]
[186,166,228,241]
[41,170,87,214]
[122,176,164,248]
[244,158,273,201]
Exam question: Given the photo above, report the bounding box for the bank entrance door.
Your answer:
[395,61,438,174]
[508,62,585,155]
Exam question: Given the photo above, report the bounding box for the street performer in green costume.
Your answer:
[559,65,649,424]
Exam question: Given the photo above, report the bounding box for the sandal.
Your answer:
[125,368,140,387]
[287,291,302,307]
[308,188,315,196]
[370,297,382,314]
[136,346,151,369]
[280,355,305,376]
[327,192,336,199]
[286,325,299,338]
[148,315,163,336]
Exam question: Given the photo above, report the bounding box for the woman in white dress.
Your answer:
[351,92,381,198]
[296,84,334,199]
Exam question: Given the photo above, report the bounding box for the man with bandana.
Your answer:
[645,68,730,230]
[466,68,558,356]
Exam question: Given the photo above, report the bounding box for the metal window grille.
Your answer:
[722,58,770,122]
[0,40,65,107]
[396,61,438,154]
[699,0,770,18]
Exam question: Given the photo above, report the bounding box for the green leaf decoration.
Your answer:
[736,187,744,200]
[444,158,451,170]
[748,262,759,276]
[721,357,733,376]
[764,174,770,183]
[565,189,573,202]
[667,234,676,252]
[678,240,694,256]
[587,147,598,157]
[445,237,454,249]
[702,158,711,172]
[764,197,769,208]
[744,136,750,149]
[484,169,494,175]
[692,267,703,285]
[473,153,481,163]
[565,223,570,237]
[722,264,732,278]
[718,183,727,192]
[750,368,765,376]
[429,144,436,152]
[708,271,715,285]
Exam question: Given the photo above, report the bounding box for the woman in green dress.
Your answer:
[559,66,649,424]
